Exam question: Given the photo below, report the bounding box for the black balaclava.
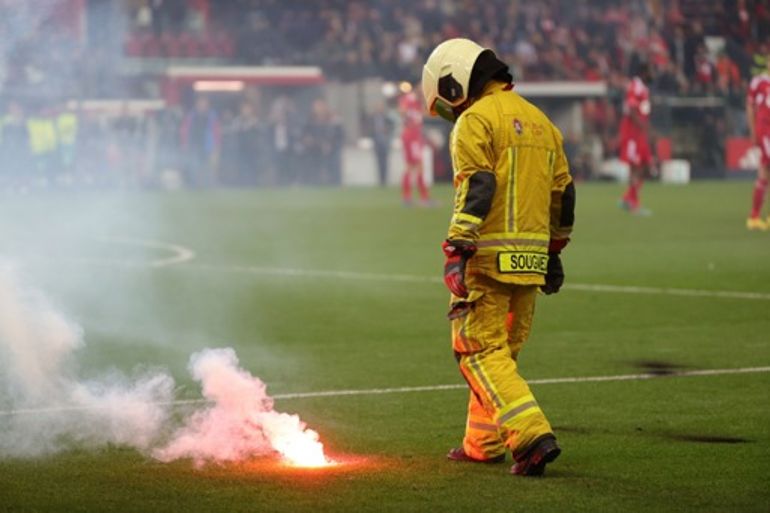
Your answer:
[467,49,514,100]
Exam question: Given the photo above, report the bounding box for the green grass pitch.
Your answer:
[0,181,768,513]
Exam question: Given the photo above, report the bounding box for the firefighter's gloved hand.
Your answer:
[442,239,477,298]
[541,253,564,295]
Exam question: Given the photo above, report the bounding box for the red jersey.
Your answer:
[399,91,424,165]
[748,74,770,131]
[619,77,651,141]
[401,123,423,165]
[398,91,423,128]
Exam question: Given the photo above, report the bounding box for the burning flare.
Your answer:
[154,348,332,467]
[261,413,331,467]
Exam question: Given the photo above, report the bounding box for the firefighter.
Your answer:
[422,38,575,476]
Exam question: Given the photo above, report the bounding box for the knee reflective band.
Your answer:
[497,394,542,427]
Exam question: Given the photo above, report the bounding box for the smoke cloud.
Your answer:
[0,262,329,466]
[154,347,328,467]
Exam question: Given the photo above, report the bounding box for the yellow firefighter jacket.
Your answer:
[448,81,574,286]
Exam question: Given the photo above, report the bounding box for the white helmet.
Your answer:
[422,38,486,121]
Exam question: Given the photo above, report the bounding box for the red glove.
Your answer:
[441,240,477,298]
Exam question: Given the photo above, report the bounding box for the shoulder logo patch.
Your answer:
[513,119,523,135]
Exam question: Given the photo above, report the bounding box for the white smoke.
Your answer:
[0,262,174,456]
[0,263,329,466]
[153,348,328,467]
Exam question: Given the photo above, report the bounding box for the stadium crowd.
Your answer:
[0,94,344,190]
[1,0,769,189]
[125,0,770,95]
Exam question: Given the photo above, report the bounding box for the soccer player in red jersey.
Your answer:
[398,87,432,206]
[618,63,654,215]
[746,57,770,230]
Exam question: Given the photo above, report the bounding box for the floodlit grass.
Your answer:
[0,181,769,513]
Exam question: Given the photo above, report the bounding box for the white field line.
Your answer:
[1,366,768,417]
[36,253,770,301]
[96,236,196,267]
[565,283,770,301]
[188,263,441,284]
[185,263,770,301]
[22,238,196,269]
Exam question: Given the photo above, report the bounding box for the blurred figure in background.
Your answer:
[26,105,58,184]
[715,51,742,98]
[746,55,770,230]
[270,96,300,186]
[156,106,183,186]
[618,62,654,216]
[180,96,221,188]
[56,105,78,179]
[300,99,343,185]
[399,86,431,206]
[0,101,30,190]
[234,101,272,186]
[368,101,395,186]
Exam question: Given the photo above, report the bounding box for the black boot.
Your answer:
[510,434,561,476]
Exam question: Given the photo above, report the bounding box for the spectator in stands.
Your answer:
[683,21,706,80]
[270,96,301,186]
[655,60,688,95]
[693,44,716,95]
[150,0,188,37]
[234,101,272,186]
[715,50,742,98]
[367,101,396,187]
[299,99,344,185]
[111,108,146,187]
[0,101,30,189]
[56,106,79,176]
[668,25,689,80]
[180,96,221,188]
[156,106,183,182]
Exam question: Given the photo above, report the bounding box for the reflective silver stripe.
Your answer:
[468,355,503,409]
[547,149,555,175]
[457,303,475,352]
[454,220,481,237]
[457,316,472,352]
[498,400,538,426]
[468,420,499,433]
[507,147,517,232]
[477,239,549,248]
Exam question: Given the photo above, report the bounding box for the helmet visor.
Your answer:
[432,98,457,123]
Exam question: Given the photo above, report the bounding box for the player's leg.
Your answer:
[620,139,641,210]
[400,133,414,205]
[625,136,653,215]
[414,160,431,203]
[401,163,414,205]
[622,165,642,211]
[416,166,430,201]
[747,135,769,230]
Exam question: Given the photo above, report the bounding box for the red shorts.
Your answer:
[619,136,652,167]
[402,133,424,165]
[757,131,770,166]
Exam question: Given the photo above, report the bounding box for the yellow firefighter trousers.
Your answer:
[451,272,553,460]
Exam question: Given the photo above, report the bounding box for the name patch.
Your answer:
[497,252,549,274]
